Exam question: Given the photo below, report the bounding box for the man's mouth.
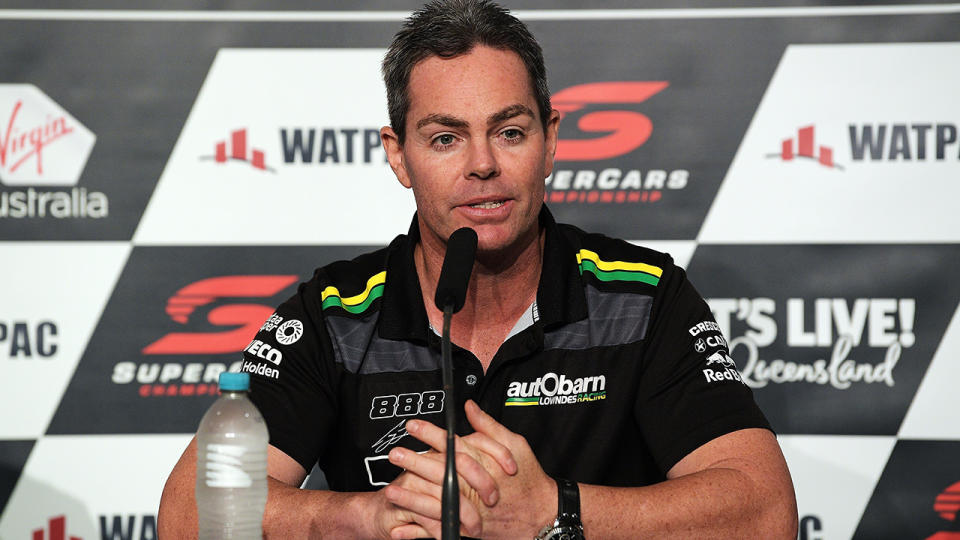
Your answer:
[468,200,506,209]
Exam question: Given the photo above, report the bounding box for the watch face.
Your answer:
[542,525,585,540]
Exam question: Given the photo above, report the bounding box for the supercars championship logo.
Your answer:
[546,81,687,205]
[111,275,298,397]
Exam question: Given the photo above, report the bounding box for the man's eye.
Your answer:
[502,129,523,141]
[435,134,455,146]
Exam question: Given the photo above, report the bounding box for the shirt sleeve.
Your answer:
[244,278,340,473]
[635,262,770,474]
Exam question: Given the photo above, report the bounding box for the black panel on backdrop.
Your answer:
[687,244,960,435]
[854,440,960,539]
[0,441,34,510]
[46,245,376,434]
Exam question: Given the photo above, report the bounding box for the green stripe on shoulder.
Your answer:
[320,271,386,315]
[576,249,662,286]
[321,282,385,314]
[579,259,660,286]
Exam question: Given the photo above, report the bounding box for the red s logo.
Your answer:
[553,81,668,161]
[928,480,960,540]
[142,275,298,355]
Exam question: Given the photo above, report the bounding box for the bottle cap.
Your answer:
[219,372,250,391]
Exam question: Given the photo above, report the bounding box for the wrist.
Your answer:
[535,475,559,532]
[535,478,585,540]
[346,491,382,538]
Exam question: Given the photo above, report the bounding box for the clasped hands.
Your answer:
[369,399,556,539]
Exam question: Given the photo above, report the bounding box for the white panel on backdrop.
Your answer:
[700,43,960,243]
[0,242,130,439]
[779,434,896,540]
[899,303,960,439]
[134,49,415,245]
[0,434,192,540]
[629,240,697,269]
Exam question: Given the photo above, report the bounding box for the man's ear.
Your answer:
[381,126,412,189]
[542,109,561,178]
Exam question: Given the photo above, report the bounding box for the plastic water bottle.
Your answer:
[196,372,269,539]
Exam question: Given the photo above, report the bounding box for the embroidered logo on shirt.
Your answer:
[371,420,409,453]
[702,351,744,384]
[276,319,303,345]
[504,371,606,407]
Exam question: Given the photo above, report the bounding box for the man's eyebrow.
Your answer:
[416,114,468,130]
[414,105,536,131]
[488,104,535,126]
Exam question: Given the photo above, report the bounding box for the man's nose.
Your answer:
[466,138,499,180]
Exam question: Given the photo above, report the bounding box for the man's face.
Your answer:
[382,45,559,256]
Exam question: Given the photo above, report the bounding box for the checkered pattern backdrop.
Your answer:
[2,3,959,539]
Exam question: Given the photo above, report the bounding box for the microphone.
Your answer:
[434,227,477,540]
[434,227,478,313]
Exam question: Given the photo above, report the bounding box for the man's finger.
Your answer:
[390,446,499,506]
[408,412,518,476]
[465,399,517,444]
[384,483,443,521]
[390,523,432,540]
[462,430,518,476]
[390,446,446,484]
[386,483,484,537]
[453,450,499,505]
[405,418,449,453]
[393,469,443,500]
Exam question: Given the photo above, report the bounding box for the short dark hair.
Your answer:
[382,0,551,143]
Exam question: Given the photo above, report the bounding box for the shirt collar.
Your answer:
[377,205,588,341]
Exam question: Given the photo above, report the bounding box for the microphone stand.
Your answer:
[433,226,476,540]
[441,303,459,540]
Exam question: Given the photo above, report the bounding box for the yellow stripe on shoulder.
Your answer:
[576,249,663,277]
[320,271,387,307]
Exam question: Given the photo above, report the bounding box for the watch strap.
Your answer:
[556,477,581,523]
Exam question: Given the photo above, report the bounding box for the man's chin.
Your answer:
[474,226,539,260]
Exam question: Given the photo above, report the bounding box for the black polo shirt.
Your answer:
[244,207,769,491]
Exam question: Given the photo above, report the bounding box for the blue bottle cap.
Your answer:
[219,372,250,391]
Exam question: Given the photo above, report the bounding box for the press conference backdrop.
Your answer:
[1,1,959,538]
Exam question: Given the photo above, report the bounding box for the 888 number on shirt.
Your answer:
[369,390,444,419]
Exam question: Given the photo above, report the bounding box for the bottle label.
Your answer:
[203,443,252,488]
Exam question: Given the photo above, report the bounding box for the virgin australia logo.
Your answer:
[0,84,96,186]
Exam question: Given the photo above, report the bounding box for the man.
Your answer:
[159,1,798,538]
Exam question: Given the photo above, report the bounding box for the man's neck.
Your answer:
[415,226,544,370]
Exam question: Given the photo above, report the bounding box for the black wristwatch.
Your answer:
[535,478,585,540]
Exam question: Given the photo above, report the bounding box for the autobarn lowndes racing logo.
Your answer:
[0,84,105,219]
[504,371,606,407]
[545,81,688,205]
[706,297,914,390]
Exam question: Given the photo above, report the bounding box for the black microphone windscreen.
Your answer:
[434,227,478,313]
